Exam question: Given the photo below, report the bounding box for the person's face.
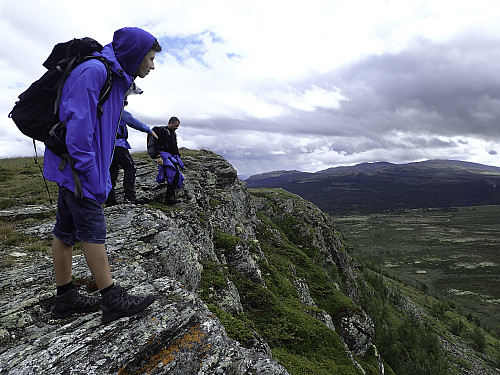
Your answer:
[135,50,156,78]
[168,121,180,131]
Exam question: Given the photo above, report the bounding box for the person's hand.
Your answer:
[156,157,163,166]
[151,130,158,139]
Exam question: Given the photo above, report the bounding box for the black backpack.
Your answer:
[8,37,113,199]
[147,126,171,159]
[146,132,157,159]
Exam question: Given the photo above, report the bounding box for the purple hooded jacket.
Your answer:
[43,27,157,203]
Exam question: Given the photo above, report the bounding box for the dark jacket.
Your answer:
[151,126,180,157]
[43,27,157,203]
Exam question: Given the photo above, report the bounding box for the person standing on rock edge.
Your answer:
[105,83,158,207]
[149,116,184,205]
[43,27,162,324]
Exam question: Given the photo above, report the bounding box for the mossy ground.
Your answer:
[198,191,379,374]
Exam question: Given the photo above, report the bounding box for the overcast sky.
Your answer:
[1,0,500,177]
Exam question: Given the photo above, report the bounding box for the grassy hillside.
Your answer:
[0,156,58,209]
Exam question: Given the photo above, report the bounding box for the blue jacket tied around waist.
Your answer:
[156,151,184,188]
[43,27,157,204]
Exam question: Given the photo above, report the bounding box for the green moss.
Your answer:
[355,345,384,375]
[231,205,367,374]
[249,188,298,201]
[228,247,359,374]
[207,304,254,344]
[213,228,241,252]
[147,201,180,211]
[196,211,207,227]
[209,199,220,208]
[272,347,362,375]
[274,213,318,258]
[197,261,228,301]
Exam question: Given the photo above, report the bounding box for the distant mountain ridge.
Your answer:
[246,160,500,214]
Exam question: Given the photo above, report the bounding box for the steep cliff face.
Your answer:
[0,150,378,374]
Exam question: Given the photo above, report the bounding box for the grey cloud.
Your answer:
[331,35,500,140]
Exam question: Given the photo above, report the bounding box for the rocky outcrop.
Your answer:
[0,150,376,374]
[249,187,377,369]
[333,307,374,357]
[0,271,287,375]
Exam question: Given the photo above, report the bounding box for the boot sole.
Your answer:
[101,295,156,324]
[53,305,101,319]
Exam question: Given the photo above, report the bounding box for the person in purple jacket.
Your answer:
[43,27,162,324]
[105,85,158,206]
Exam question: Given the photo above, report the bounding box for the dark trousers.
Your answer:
[166,171,179,198]
[107,146,136,203]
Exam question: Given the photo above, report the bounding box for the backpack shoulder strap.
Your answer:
[54,56,113,118]
[53,55,79,115]
[93,57,113,118]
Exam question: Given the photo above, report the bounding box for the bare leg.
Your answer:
[52,238,103,318]
[82,242,113,290]
[52,236,73,286]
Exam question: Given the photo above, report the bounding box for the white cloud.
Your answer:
[2,0,500,176]
[286,86,347,112]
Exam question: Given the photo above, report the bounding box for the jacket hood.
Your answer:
[112,27,157,77]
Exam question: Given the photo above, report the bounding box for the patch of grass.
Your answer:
[209,199,220,208]
[196,211,207,227]
[197,260,228,301]
[0,157,58,208]
[274,213,318,258]
[0,224,28,246]
[0,255,14,268]
[207,304,254,344]
[213,228,241,253]
[219,213,363,375]
[198,204,363,374]
[249,187,299,201]
[0,221,52,267]
[146,200,181,211]
[229,266,358,374]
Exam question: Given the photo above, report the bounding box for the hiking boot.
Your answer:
[124,197,147,204]
[101,285,155,324]
[105,199,118,207]
[164,197,180,205]
[53,288,102,319]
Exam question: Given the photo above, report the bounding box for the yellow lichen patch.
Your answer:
[146,334,156,346]
[119,325,212,375]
